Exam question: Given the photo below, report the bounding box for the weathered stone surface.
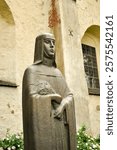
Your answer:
[0,0,100,137]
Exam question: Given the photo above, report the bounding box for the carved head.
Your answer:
[43,34,55,58]
[34,33,56,66]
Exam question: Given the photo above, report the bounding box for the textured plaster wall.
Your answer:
[0,0,19,137]
[0,1,16,84]
[0,0,52,137]
[81,27,100,136]
[58,0,100,135]
[58,0,91,132]
[0,0,100,137]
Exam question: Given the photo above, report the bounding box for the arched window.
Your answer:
[0,0,16,87]
[81,25,100,95]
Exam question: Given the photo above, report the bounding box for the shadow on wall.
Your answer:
[0,0,17,86]
[0,0,15,24]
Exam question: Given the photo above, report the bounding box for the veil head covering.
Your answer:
[33,33,56,67]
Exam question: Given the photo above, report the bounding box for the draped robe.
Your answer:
[22,64,76,150]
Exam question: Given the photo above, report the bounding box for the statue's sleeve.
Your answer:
[22,67,55,150]
[23,67,39,96]
[60,75,77,150]
[23,67,56,96]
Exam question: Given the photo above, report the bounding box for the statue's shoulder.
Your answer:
[24,64,38,75]
[54,68,63,77]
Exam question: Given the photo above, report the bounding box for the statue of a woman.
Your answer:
[22,33,76,150]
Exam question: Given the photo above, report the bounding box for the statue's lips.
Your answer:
[50,49,55,53]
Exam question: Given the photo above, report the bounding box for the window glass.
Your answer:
[82,44,100,95]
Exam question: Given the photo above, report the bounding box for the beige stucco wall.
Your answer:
[0,0,52,137]
[81,26,100,136]
[58,0,100,135]
[0,0,100,137]
[0,1,16,84]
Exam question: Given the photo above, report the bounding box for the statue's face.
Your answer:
[43,35,55,58]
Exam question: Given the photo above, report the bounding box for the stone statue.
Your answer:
[22,33,76,150]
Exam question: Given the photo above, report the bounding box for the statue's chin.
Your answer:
[50,54,55,58]
[44,53,55,59]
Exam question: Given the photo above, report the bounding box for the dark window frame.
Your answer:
[82,44,100,95]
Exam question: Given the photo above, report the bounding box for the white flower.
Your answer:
[6,138,9,141]
[16,135,20,139]
[0,147,4,150]
[18,145,20,147]
[7,147,11,150]
[92,144,97,148]
[11,146,16,149]
[91,137,94,140]
[88,139,91,142]
[78,141,80,143]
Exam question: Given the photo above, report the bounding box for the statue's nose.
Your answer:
[50,41,54,48]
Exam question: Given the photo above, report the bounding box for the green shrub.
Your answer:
[0,126,100,150]
[0,131,23,150]
[77,125,100,150]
